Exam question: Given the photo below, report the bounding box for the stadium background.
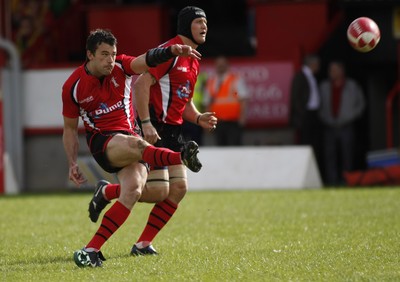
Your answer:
[0,0,399,192]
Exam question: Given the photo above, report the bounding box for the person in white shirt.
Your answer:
[319,61,365,186]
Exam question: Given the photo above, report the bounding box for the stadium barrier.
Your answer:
[74,146,322,190]
[187,146,322,190]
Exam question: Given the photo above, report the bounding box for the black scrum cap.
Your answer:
[177,6,206,44]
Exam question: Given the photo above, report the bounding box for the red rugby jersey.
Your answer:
[62,54,138,133]
[148,36,199,125]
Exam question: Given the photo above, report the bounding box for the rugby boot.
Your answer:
[181,141,202,172]
[88,180,111,223]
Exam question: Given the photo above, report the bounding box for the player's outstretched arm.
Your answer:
[130,44,202,74]
[170,44,201,60]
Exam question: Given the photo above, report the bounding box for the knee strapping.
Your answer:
[146,169,169,189]
[168,165,187,184]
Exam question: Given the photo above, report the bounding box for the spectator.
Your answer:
[319,61,365,186]
[205,56,249,146]
[290,54,323,177]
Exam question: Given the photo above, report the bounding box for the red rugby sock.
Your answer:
[86,201,130,251]
[104,183,120,201]
[142,146,182,167]
[136,198,178,245]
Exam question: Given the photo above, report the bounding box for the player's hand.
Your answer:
[197,112,218,131]
[171,44,202,60]
[142,123,161,144]
[69,163,87,187]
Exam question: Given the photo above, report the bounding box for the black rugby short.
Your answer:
[151,122,185,152]
[86,130,147,173]
[146,106,185,152]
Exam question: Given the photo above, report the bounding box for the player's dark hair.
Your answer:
[86,29,117,55]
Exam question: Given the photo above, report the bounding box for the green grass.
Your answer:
[1,188,400,281]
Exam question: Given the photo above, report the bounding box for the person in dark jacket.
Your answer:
[290,54,323,177]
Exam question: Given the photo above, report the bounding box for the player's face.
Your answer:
[191,17,207,44]
[88,43,117,77]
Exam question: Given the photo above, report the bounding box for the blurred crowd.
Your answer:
[11,0,71,53]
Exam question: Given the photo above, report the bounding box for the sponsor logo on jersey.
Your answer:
[177,80,191,99]
[177,66,188,73]
[90,101,123,118]
[79,96,94,104]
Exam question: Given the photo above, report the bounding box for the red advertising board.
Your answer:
[200,61,294,128]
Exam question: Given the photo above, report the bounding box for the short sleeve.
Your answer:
[62,83,79,118]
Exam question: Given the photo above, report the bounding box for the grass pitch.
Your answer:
[1,188,399,281]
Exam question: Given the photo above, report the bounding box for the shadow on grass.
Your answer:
[108,252,159,260]
[1,251,159,273]
[1,255,72,271]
